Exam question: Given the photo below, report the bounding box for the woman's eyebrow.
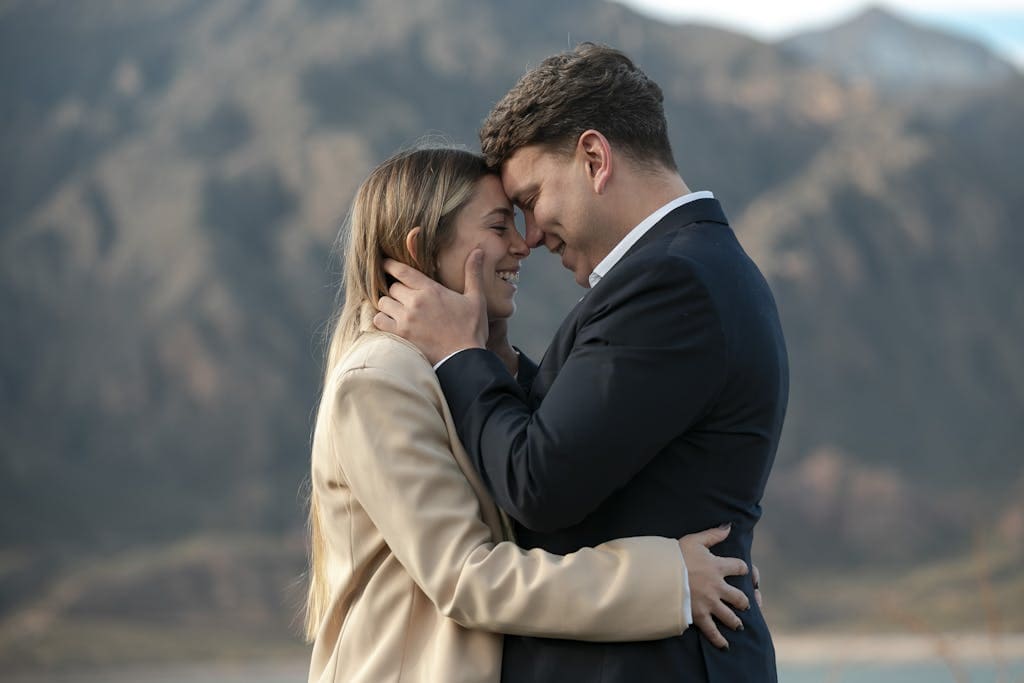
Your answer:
[481,206,513,220]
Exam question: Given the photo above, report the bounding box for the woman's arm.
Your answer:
[329,362,686,641]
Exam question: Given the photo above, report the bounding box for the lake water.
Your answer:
[782,661,1024,682]
[8,659,1024,683]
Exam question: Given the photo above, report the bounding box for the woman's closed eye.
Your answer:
[489,222,516,233]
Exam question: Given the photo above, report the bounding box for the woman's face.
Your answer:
[436,174,529,320]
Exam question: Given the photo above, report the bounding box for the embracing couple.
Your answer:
[304,43,788,682]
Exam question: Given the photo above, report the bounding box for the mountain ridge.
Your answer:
[781,5,1019,91]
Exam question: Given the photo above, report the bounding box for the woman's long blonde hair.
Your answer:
[304,146,494,640]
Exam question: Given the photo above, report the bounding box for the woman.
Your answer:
[305,147,746,683]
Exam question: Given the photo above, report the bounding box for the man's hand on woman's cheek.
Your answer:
[373,251,489,364]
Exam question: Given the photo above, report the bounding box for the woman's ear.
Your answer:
[404,226,424,269]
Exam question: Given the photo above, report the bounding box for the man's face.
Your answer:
[501,144,603,288]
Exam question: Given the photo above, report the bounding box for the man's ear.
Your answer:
[404,226,424,269]
[577,129,612,194]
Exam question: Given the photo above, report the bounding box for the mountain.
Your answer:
[1,0,1022,669]
[781,6,1019,91]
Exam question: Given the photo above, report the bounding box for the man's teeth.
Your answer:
[497,271,519,284]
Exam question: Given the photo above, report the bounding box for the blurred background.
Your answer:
[1,0,1022,680]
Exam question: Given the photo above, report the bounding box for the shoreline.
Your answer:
[774,632,1024,664]
[5,632,1024,681]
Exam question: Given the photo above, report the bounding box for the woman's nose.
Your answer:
[510,226,530,258]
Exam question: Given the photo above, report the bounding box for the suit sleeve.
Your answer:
[331,364,687,640]
[437,258,727,531]
[513,347,539,396]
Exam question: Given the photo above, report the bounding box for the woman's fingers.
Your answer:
[718,556,749,578]
[712,600,745,633]
[694,614,728,650]
[720,583,750,612]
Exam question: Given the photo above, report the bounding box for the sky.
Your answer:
[612,0,1024,66]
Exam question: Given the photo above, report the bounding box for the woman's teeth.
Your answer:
[497,271,519,284]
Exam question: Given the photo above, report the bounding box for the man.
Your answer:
[375,43,788,681]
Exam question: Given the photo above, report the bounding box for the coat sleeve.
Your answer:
[437,258,728,531]
[331,364,687,641]
[513,347,539,396]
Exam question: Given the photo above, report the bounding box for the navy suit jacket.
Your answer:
[437,198,788,682]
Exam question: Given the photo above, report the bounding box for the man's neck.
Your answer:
[611,169,691,241]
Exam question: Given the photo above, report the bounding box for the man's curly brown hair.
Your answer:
[479,43,676,171]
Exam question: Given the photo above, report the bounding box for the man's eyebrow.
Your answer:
[510,185,538,207]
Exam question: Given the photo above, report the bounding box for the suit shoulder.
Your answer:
[623,223,749,286]
[600,238,704,294]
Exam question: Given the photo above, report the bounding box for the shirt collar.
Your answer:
[588,190,714,288]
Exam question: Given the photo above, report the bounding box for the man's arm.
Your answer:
[437,257,726,531]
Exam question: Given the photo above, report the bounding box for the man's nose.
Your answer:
[524,214,543,249]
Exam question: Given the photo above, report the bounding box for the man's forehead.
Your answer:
[499,164,525,199]
[500,147,541,197]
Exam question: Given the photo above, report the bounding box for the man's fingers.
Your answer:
[695,615,729,650]
[372,311,396,333]
[712,601,745,632]
[377,295,404,321]
[462,249,485,299]
[382,258,432,287]
[387,280,415,303]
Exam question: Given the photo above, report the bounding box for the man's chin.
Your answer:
[557,254,590,287]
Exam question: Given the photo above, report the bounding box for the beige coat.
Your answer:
[308,333,687,683]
